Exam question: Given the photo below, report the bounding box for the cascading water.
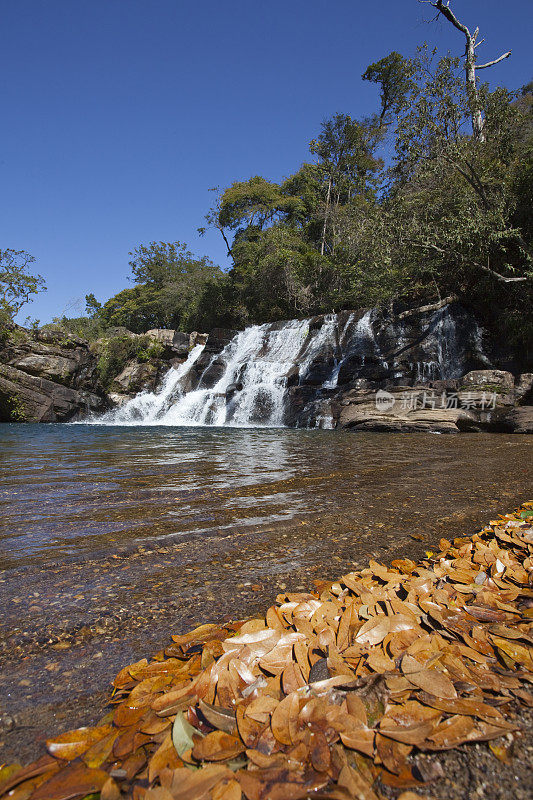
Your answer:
[323,310,374,388]
[128,320,312,427]
[93,344,206,425]
[91,303,486,428]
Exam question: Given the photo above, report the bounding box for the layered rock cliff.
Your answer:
[0,325,106,422]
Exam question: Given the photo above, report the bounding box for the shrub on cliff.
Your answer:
[92,334,163,391]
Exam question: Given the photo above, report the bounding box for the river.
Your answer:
[0,423,531,763]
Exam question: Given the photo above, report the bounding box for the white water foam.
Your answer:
[90,306,478,427]
[92,343,206,425]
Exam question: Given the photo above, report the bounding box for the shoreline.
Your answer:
[1,505,532,800]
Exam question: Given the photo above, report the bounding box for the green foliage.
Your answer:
[362,51,413,126]
[0,310,13,345]
[0,389,27,422]
[51,314,106,342]
[218,177,305,232]
[92,334,163,390]
[95,242,224,333]
[0,249,46,319]
[85,293,102,317]
[63,6,531,362]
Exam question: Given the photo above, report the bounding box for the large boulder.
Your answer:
[146,329,209,359]
[111,361,158,394]
[10,353,81,384]
[460,369,515,391]
[334,382,521,433]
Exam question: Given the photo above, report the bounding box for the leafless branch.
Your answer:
[411,241,530,283]
[476,51,512,70]
[431,1,470,37]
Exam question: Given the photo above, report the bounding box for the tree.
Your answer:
[216,177,305,234]
[85,293,101,317]
[423,0,511,141]
[390,46,531,286]
[128,241,219,289]
[97,242,224,333]
[0,249,46,319]
[362,51,413,127]
[309,113,381,255]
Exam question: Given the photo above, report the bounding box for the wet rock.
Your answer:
[225,382,243,399]
[501,406,533,434]
[284,365,299,388]
[197,356,227,389]
[203,328,239,355]
[516,373,533,404]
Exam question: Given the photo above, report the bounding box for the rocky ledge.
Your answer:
[328,369,533,434]
[0,325,209,423]
[0,326,106,423]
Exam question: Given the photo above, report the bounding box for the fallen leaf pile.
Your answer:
[1,505,533,800]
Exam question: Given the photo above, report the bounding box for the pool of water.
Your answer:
[1,424,531,570]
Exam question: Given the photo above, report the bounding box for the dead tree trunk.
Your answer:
[428,1,511,142]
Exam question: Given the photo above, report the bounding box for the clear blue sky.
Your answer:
[2,0,531,324]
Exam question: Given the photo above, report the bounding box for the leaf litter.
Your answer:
[1,505,533,800]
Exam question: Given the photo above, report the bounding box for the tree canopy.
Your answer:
[0,249,45,321]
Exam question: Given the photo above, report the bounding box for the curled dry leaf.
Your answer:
[198,699,237,734]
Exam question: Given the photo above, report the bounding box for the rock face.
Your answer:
[111,361,159,395]
[2,301,532,432]
[0,326,106,422]
[333,379,533,434]
[174,301,531,433]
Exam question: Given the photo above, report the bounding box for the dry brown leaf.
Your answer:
[31,763,109,800]
[337,765,379,800]
[401,656,457,699]
[355,617,391,645]
[212,778,242,800]
[198,699,237,734]
[46,726,112,762]
[192,730,245,762]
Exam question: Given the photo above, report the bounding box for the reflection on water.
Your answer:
[0,424,532,569]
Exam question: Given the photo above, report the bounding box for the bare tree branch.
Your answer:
[431,1,470,37]
[410,241,530,283]
[424,1,511,142]
[476,51,512,70]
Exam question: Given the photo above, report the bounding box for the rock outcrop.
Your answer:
[332,374,533,434]
[0,326,106,422]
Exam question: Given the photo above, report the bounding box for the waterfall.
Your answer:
[324,310,373,388]
[123,320,311,427]
[89,303,485,428]
[93,344,206,425]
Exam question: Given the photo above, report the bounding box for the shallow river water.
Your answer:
[2,424,532,568]
[0,424,531,763]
